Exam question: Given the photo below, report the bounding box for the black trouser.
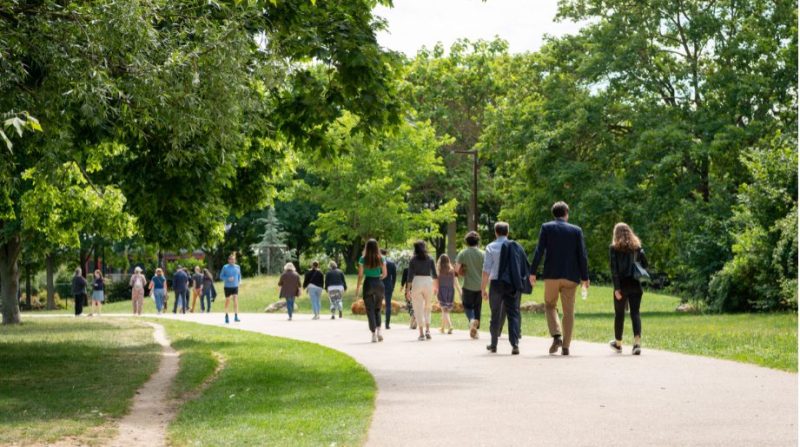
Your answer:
[614,278,643,340]
[489,280,521,347]
[462,288,483,323]
[363,278,384,333]
[384,281,394,328]
[74,293,86,316]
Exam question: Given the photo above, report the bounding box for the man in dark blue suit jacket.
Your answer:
[529,201,590,356]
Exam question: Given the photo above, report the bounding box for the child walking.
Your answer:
[437,254,461,334]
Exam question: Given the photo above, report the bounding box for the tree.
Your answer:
[480,0,797,302]
[0,0,401,324]
[301,113,457,272]
[251,208,296,274]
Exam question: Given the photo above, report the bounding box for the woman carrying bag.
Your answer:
[608,223,649,355]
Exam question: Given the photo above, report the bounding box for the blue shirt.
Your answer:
[152,275,166,290]
[220,263,241,288]
[482,236,508,280]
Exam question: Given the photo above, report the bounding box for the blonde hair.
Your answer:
[611,223,641,252]
[94,269,103,278]
[283,262,296,272]
[437,254,453,276]
[155,267,164,276]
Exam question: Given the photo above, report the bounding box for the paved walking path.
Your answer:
[152,312,796,447]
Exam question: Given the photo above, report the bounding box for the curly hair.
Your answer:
[611,223,641,252]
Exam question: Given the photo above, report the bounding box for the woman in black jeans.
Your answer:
[609,223,649,355]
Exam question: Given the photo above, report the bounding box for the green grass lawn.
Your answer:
[0,318,160,445]
[158,319,375,447]
[34,275,797,371]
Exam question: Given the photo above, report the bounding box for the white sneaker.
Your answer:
[469,319,479,339]
[371,332,378,343]
[377,329,384,342]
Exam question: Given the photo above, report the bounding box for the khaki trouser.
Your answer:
[544,279,579,348]
[131,287,144,315]
[410,276,434,328]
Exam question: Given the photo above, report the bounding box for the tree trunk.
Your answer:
[46,253,56,310]
[447,220,457,260]
[346,238,360,274]
[25,265,32,308]
[0,235,22,324]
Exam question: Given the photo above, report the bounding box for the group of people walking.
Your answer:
[346,200,649,356]
[70,254,244,324]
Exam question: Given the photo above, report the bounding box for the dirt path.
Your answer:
[107,322,179,447]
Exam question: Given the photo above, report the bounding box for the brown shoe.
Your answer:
[549,337,563,354]
[562,347,570,356]
[469,319,479,339]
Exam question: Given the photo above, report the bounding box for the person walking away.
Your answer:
[609,223,649,355]
[129,267,147,315]
[407,240,438,341]
[201,268,216,313]
[436,254,461,334]
[482,222,525,354]
[149,268,168,314]
[279,262,302,321]
[324,261,347,319]
[381,249,398,329]
[355,239,388,342]
[190,266,204,312]
[400,266,417,329]
[303,261,325,320]
[89,270,104,316]
[72,267,87,316]
[172,266,189,314]
[529,201,590,356]
[220,254,242,323]
[455,231,484,339]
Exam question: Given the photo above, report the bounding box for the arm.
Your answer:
[355,265,364,297]
[302,272,310,289]
[406,260,416,285]
[577,230,589,284]
[480,271,490,300]
[342,272,348,291]
[380,262,388,281]
[639,248,649,269]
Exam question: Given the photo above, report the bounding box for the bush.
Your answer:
[105,279,132,303]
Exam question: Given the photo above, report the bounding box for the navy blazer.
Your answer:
[499,240,533,294]
[530,218,589,283]
[383,259,397,294]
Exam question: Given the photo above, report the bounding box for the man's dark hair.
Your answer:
[380,249,388,255]
[413,240,428,259]
[552,201,570,218]
[494,222,509,236]
[465,231,480,247]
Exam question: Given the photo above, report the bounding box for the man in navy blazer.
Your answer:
[529,201,590,356]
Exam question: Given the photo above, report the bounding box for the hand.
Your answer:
[481,290,488,300]
[405,290,411,300]
[614,290,622,300]
[529,275,537,288]
[433,288,439,296]
[582,279,590,289]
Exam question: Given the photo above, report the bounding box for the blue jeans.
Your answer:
[201,287,213,312]
[153,289,165,313]
[308,285,322,316]
[173,290,188,313]
[286,297,295,318]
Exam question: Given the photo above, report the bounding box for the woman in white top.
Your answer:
[129,267,147,315]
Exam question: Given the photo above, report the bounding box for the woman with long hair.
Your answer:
[609,223,649,355]
[201,268,216,312]
[407,240,438,341]
[303,261,325,320]
[436,254,461,334]
[355,239,388,342]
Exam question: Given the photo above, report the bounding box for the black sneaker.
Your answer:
[486,344,497,353]
[609,340,622,353]
[632,344,641,355]
[425,330,431,340]
[562,347,570,356]
[549,337,563,354]
[511,346,520,355]
[339,310,343,318]
[331,315,335,320]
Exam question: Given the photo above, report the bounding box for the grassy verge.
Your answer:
[0,318,160,445]
[34,275,797,371]
[158,319,375,447]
